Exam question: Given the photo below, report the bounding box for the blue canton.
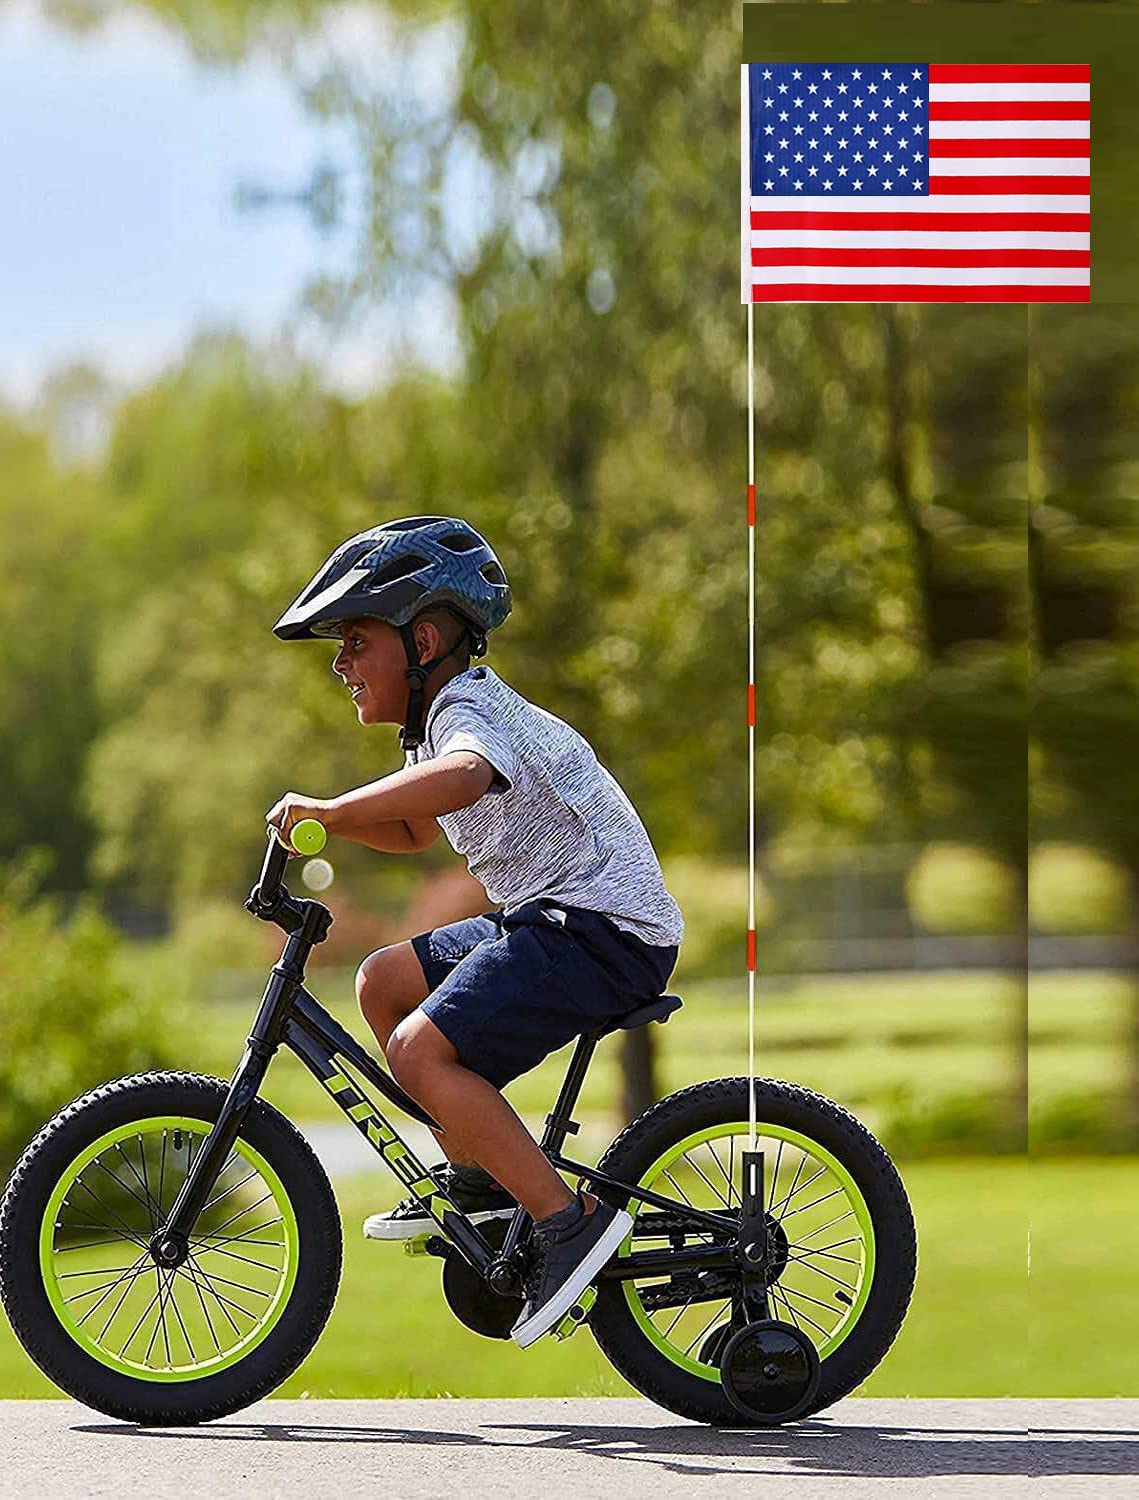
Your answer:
[749,64,930,197]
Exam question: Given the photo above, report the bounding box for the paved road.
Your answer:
[0,1399,1134,1497]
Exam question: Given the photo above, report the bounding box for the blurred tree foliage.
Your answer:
[0,1,1034,1126]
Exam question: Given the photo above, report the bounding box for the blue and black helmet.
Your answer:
[273,516,511,749]
[273,515,511,645]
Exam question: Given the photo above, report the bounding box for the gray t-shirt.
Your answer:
[404,665,684,948]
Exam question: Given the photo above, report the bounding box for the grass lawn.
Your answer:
[3,1158,1134,1400]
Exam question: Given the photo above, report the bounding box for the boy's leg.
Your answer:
[386,1010,575,1222]
[356,940,484,1171]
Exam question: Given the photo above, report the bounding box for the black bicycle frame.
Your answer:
[152,834,736,1286]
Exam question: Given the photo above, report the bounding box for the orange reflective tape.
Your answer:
[747,484,756,525]
[747,683,756,726]
[747,929,757,972]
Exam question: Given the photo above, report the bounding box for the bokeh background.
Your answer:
[0,0,1133,1400]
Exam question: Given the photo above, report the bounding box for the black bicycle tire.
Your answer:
[588,1076,917,1426]
[0,1070,342,1425]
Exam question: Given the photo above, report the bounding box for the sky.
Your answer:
[0,0,463,408]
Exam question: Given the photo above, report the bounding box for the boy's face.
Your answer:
[330,617,408,726]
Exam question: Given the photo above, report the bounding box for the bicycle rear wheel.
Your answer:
[0,1071,341,1424]
[588,1077,916,1425]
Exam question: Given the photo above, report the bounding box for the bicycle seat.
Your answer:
[595,993,683,1038]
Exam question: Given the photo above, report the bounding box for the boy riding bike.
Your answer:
[267,515,684,1347]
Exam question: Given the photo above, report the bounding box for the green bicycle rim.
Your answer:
[620,1122,876,1384]
[39,1116,300,1383]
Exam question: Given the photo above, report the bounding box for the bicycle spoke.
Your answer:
[786,1247,860,1268]
[706,1140,735,1206]
[157,1129,167,1221]
[56,1236,127,1253]
[183,1252,244,1339]
[58,1265,141,1279]
[180,1266,272,1301]
[773,1291,829,1338]
[780,1186,844,1221]
[661,1169,695,1209]
[144,1268,175,1367]
[114,1141,156,1228]
[769,1150,806,1219]
[116,1281,165,1358]
[162,1271,198,1366]
[766,1138,786,1214]
[190,1217,284,1250]
[789,1208,855,1244]
[71,1253,153,1322]
[780,1283,845,1317]
[784,1255,857,1292]
[178,1255,223,1355]
[660,1290,696,1340]
[96,1260,151,1343]
[728,1134,735,1207]
[768,1282,804,1332]
[178,1253,262,1322]
[771,1164,827,1218]
[203,1191,274,1239]
[200,1167,259,1218]
[91,1155,154,1223]
[785,1235,861,1256]
[681,1150,732,1209]
[196,1243,282,1273]
[682,1298,731,1358]
[67,1176,146,1247]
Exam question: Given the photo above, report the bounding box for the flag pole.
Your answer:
[742,63,758,1151]
[747,299,756,1153]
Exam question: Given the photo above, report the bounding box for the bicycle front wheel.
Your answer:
[589,1077,916,1425]
[0,1071,342,1424]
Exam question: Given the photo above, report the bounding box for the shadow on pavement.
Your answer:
[73,1418,1139,1480]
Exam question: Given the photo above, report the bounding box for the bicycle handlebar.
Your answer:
[252,818,328,909]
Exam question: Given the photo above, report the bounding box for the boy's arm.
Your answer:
[325,753,494,845]
[338,820,437,854]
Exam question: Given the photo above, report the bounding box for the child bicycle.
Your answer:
[0,821,916,1427]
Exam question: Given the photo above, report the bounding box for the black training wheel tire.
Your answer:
[0,1071,342,1425]
[588,1077,916,1427]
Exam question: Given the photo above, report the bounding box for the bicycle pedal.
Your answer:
[552,1284,597,1341]
[402,1236,432,1257]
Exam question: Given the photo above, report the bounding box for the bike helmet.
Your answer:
[273,516,511,750]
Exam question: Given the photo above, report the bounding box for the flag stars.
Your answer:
[853,123,863,135]
[853,96,864,108]
[838,110,848,121]
[779,137,789,148]
[823,96,833,108]
[779,165,789,176]
[883,96,893,109]
[838,164,848,176]
[809,110,819,121]
[794,180,803,190]
[868,82,878,94]
[808,137,819,149]
[838,82,848,94]
[853,179,863,190]
[765,124,775,136]
[898,81,908,93]
[912,122,924,134]
[898,164,908,176]
[779,110,789,121]
[808,81,818,94]
[913,151,924,161]
[883,123,893,135]
[762,68,772,79]
[868,137,879,150]
[794,97,804,107]
[808,164,818,176]
[764,179,774,190]
[823,179,833,190]
[912,68,921,79]
[838,137,848,149]
[794,124,804,135]
[852,68,862,79]
[778,81,788,94]
[882,68,892,79]
[792,68,802,79]
[823,150,834,162]
[853,150,863,162]
[794,151,804,163]
[912,178,922,189]
[867,164,878,176]
[869,110,879,122]
[898,110,908,122]
[823,123,834,135]
[765,152,774,163]
[822,68,832,79]
[883,151,894,162]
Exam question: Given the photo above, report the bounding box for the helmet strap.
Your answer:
[397,620,476,751]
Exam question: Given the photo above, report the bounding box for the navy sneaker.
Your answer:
[511,1192,633,1348]
[363,1163,515,1241]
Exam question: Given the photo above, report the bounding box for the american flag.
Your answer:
[740,63,1090,303]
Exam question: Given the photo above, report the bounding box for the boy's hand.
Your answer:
[265,792,334,852]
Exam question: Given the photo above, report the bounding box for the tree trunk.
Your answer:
[620,1026,657,1125]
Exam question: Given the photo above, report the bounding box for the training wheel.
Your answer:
[719,1319,821,1424]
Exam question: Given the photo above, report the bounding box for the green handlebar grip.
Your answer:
[290,818,328,855]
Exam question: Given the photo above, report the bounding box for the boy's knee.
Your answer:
[387,1016,449,1093]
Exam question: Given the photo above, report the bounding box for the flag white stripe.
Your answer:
[930,158,1090,176]
[740,66,751,303]
[929,120,1090,139]
[757,265,1089,287]
[751,194,1089,214]
[929,82,1090,103]
[751,229,1089,251]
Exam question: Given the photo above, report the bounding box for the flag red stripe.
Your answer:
[929,100,1090,121]
[751,283,1090,303]
[751,247,1089,269]
[752,210,1089,232]
[928,175,1089,194]
[929,138,1089,158]
[751,211,1090,232]
[928,64,1090,84]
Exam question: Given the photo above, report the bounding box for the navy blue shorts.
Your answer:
[410,898,679,1089]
